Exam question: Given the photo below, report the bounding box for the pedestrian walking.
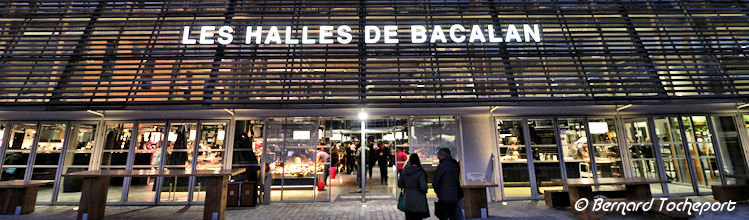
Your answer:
[397,153,430,220]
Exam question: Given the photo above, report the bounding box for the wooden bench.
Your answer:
[713,174,749,202]
[544,190,570,208]
[712,184,749,202]
[651,197,695,219]
[595,189,627,199]
[0,180,55,215]
[544,189,626,209]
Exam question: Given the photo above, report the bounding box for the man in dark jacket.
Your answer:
[433,148,462,220]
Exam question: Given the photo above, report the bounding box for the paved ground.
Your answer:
[3,196,748,219]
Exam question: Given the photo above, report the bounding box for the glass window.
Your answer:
[32,123,67,202]
[588,118,623,178]
[160,122,197,203]
[683,116,720,191]
[1,123,37,181]
[653,117,693,194]
[496,119,530,198]
[127,123,166,203]
[264,119,319,202]
[558,118,590,178]
[193,122,228,202]
[100,122,133,202]
[57,123,98,203]
[231,120,263,183]
[624,118,663,194]
[528,119,562,197]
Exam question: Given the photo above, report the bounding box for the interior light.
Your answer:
[358,110,368,120]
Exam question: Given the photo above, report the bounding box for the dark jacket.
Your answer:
[433,157,461,202]
[398,164,429,214]
[377,148,391,167]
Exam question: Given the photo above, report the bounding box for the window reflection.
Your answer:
[1,123,37,181]
[57,123,97,202]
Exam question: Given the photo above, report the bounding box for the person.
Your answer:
[316,147,331,184]
[398,153,430,220]
[347,142,357,174]
[366,143,375,181]
[396,148,408,179]
[377,142,392,184]
[433,148,462,220]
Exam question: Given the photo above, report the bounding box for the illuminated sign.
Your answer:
[181,24,542,45]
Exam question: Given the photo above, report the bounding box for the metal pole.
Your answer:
[361,119,366,203]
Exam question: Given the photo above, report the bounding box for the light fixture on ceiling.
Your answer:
[85,110,104,117]
[737,103,749,109]
[616,104,633,112]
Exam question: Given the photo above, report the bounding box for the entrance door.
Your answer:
[264,119,320,202]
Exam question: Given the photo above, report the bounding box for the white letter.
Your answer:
[199,26,215,44]
[364,26,380,43]
[264,26,282,44]
[468,25,486,43]
[246,26,262,44]
[411,25,427,43]
[301,26,315,44]
[505,24,522,42]
[449,24,466,43]
[217,26,233,45]
[383,25,399,43]
[524,24,541,42]
[182,26,196,44]
[430,25,447,43]
[285,26,299,44]
[337,25,352,44]
[487,25,503,43]
[319,25,334,44]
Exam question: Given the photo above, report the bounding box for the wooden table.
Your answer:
[725,174,749,180]
[0,180,55,215]
[713,174,749,202]
[64,169,245,220]
[552,178,668,219]
[461,181,498,219]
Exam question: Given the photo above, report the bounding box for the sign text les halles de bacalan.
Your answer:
[181,24,542,45]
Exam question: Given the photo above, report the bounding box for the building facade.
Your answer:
[0,0,748,204]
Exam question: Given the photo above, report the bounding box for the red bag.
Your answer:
[329,167,337,179]
[317,181,325,191]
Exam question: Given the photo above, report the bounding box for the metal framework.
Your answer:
[0,0,748,109]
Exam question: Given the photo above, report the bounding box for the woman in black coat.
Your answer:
[397,153,430,220]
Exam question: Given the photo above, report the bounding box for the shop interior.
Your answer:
[233,116,458,202]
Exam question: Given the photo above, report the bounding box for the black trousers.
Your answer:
[379,164,388,182]
[435,200,459,220]
[367,164,374,179]
[405,211,427,220]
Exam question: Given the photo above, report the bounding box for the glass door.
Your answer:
[57,123,98,203]
[192,122,227,202]
[496,119,530,199]
[653,117,694,194]
[159,122,197,203]
[623,118,663,194]
[1,123,38,181]
[558,118,591,179]
[527,119,561,197]
[264,119,319,202]
[100,122,133,203]
[31,123,68,202]
[126,122,166,203]
[682,116,719,193]
[588,118,622,178]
